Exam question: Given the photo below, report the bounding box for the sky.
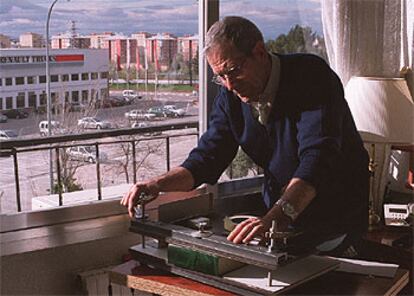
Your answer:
[0,0,323,40]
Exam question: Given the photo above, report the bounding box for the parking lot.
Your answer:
[0,91,199,138]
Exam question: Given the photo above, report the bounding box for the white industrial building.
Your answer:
[0,48,109,112]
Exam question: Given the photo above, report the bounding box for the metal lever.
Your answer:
[267,220,277,286]
[190,221,213,238]
[134,192,152,248]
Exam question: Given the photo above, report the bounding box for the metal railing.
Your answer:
[1,121,199,212]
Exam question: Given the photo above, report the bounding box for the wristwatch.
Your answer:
[276,199,299,221]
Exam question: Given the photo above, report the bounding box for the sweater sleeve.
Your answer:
[292,90,345,190]
[181,91,239,188]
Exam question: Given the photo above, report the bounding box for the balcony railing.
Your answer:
[0,121,199,213]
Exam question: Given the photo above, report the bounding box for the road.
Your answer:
[0,91,199,214]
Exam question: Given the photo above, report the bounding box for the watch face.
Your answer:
[282,202,297,220]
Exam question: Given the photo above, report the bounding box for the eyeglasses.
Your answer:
[211,57,247,86]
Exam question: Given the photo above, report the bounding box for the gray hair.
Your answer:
[204,16,264,56]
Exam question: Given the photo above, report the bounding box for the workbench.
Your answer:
[108,260,409,296]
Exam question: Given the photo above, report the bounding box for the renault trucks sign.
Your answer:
[0,54,84,65]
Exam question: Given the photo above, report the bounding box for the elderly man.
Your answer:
[121,16,369,254]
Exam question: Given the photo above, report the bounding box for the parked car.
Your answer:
[66,102,85,112]
[39,120,66,136]
[122,89,142,101]
[0,129,18,141]
[99,97,124,108]
[147,107,170,118]
[77,117,111,129]
[125,109,156,121]
[2,109,29,119]
[131,122,162,136]
[163,105,186,117]
[67,145,107,163]
[0,113,8,123]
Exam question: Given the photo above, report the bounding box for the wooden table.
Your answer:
[108,260,409,296]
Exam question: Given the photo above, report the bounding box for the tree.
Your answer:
[108,137,164,184]
[265,24,327,60]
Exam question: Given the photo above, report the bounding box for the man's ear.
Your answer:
[252,41,267,59]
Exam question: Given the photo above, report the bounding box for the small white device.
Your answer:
[383,203,413,227]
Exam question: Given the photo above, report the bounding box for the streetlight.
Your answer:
[46,0,70,193]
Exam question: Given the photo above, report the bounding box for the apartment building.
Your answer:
[19,32,44,48]
[104,36,137,70]
[51,33,91,49]
[178,34,199,62]
[0,34,11,48]
[89,32,114,49]
[146,33,178,71]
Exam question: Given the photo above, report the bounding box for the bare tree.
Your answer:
[105,137,164,184]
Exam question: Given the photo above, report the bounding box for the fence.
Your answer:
[0,121,198,212]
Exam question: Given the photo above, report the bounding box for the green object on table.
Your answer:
[167,244,244,276]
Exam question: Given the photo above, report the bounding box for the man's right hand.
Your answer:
[120,180,160,218]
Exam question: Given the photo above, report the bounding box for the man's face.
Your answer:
[206,42,268,104]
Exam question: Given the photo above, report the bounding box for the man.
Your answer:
[121,16,369,254]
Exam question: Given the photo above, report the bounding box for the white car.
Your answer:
[122,89,141,101]
[67,145,107,163]
[131,122,162,136]
[125,109,156,121]
[39,120,66,136]
[163,105,186,117]
[0,129,18,141]
[77,117,111,129]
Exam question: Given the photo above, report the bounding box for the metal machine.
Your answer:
[128,192,338,295]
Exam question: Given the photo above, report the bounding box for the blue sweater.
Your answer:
[182,53,369,237]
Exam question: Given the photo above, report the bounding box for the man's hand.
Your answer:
[226,206,291,244]
[120,180,160,218]
[227,217,270,244]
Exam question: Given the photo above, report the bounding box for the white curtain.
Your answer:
[321,0,414,215]
[321,0,413,86]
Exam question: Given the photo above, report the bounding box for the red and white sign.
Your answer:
[0,54,84,65]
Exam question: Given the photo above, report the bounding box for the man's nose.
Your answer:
[223,75,236,91]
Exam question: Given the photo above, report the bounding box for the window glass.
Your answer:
[65,91,70,103]
[72,90,79,102]
[39,92,47,105]
[0,0,200,215]
[5,78,12,86]
[82,90,88,103]
[17,92,25,108]
[6,97,13,109]
[16,77,25,85]
[27,76,36,84]
[0,78,2,86]
[51,75,59,82]
[28,92,37,107]
[39,75,46,83]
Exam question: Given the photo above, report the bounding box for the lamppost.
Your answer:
[46,0,70,193]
